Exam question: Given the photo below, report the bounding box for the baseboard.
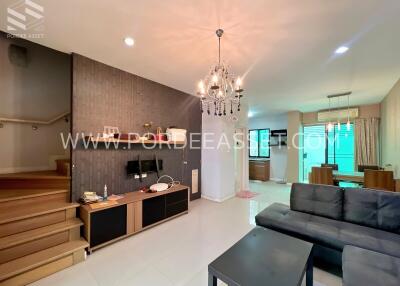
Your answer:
[201,193,235,203]
[0,165,51,174]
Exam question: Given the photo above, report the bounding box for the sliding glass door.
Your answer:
[303,125,326,181]
[327,124,355,172]
[303,123,355,181]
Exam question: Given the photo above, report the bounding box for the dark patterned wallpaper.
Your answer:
[71,54,201,201]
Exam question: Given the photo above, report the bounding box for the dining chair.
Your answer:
[321,163,339,171]
[310,167,334,185]
[364,170,395,192]
[358,165,381,172]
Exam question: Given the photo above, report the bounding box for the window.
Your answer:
[249,129,270,158]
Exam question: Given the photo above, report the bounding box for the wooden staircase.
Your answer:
[0,170,88,285]
[55,159,70,177]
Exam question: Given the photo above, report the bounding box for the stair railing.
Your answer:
[0,112,70,128]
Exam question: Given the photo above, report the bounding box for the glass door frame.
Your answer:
[302,123,326,181]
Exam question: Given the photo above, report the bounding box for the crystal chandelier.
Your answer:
[197,29,244,116]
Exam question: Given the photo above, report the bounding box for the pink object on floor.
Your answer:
[236,190,259,199]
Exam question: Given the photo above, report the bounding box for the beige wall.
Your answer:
[381,79,400,179]
[287,111,302,183]
[0,121,70,173]
[302,103,381,125]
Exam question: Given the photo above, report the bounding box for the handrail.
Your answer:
[0,112,70,125]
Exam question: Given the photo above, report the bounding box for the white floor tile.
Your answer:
[116,265,174,286]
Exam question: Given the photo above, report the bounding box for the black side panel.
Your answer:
[166,189,188,205]
[166,200,188,218]
[142,195,166,227]
[90,205,127,247]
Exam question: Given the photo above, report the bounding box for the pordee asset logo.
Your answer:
[6,0,44,39]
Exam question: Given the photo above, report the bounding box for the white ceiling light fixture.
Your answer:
[197,29,244,117]
[124,37,135,47]
[335,46,349,54]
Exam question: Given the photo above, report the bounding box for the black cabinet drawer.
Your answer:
[142,195,166,227]
[90,205,127,247]
[166,189,188,205]
[166,200,188,218]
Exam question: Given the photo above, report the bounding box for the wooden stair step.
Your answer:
[0,202,80,225]
[0,171,71,180]
[0,218,82,250]
[0,189,69,203]
[0,239,88,282]
[0,171,71,190]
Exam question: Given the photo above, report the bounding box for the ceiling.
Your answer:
[2,0,400,118]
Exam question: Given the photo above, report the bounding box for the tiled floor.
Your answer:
[32,181,342,286]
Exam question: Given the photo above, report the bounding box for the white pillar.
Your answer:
[201,114,236,202]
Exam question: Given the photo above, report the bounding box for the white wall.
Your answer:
[249,114,288,181]
[201,115,236,202]
[234,103,250,192]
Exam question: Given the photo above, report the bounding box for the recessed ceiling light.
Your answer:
[335,46,349,54]
[248,111,254,118]
[124,37,134,47]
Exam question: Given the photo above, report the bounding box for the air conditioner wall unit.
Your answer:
[317,108,359,122]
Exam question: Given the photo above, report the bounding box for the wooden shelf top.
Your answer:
[80,184,189,213]
[0,202,80,224]
[0,239,88,281]
[87,137,185,145]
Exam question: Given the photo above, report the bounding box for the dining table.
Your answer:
[333,170,364,183]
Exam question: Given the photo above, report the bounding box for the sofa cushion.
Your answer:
[290,183,343,220]
[256,203,346,250]
[256,203,400,258]
[340,219,400,258]
[343,245,400,286]
[344,187,400,234]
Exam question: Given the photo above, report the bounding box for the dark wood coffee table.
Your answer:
[208,227,313,286]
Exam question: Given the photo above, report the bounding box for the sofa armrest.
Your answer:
[255,203,290,226]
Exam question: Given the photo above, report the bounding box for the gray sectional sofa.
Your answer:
[255,183,400,286]
[342,245,400,286]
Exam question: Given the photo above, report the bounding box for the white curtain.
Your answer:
[354,118,380,167]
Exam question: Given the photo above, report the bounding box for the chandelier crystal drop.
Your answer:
[197,29,244,117]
